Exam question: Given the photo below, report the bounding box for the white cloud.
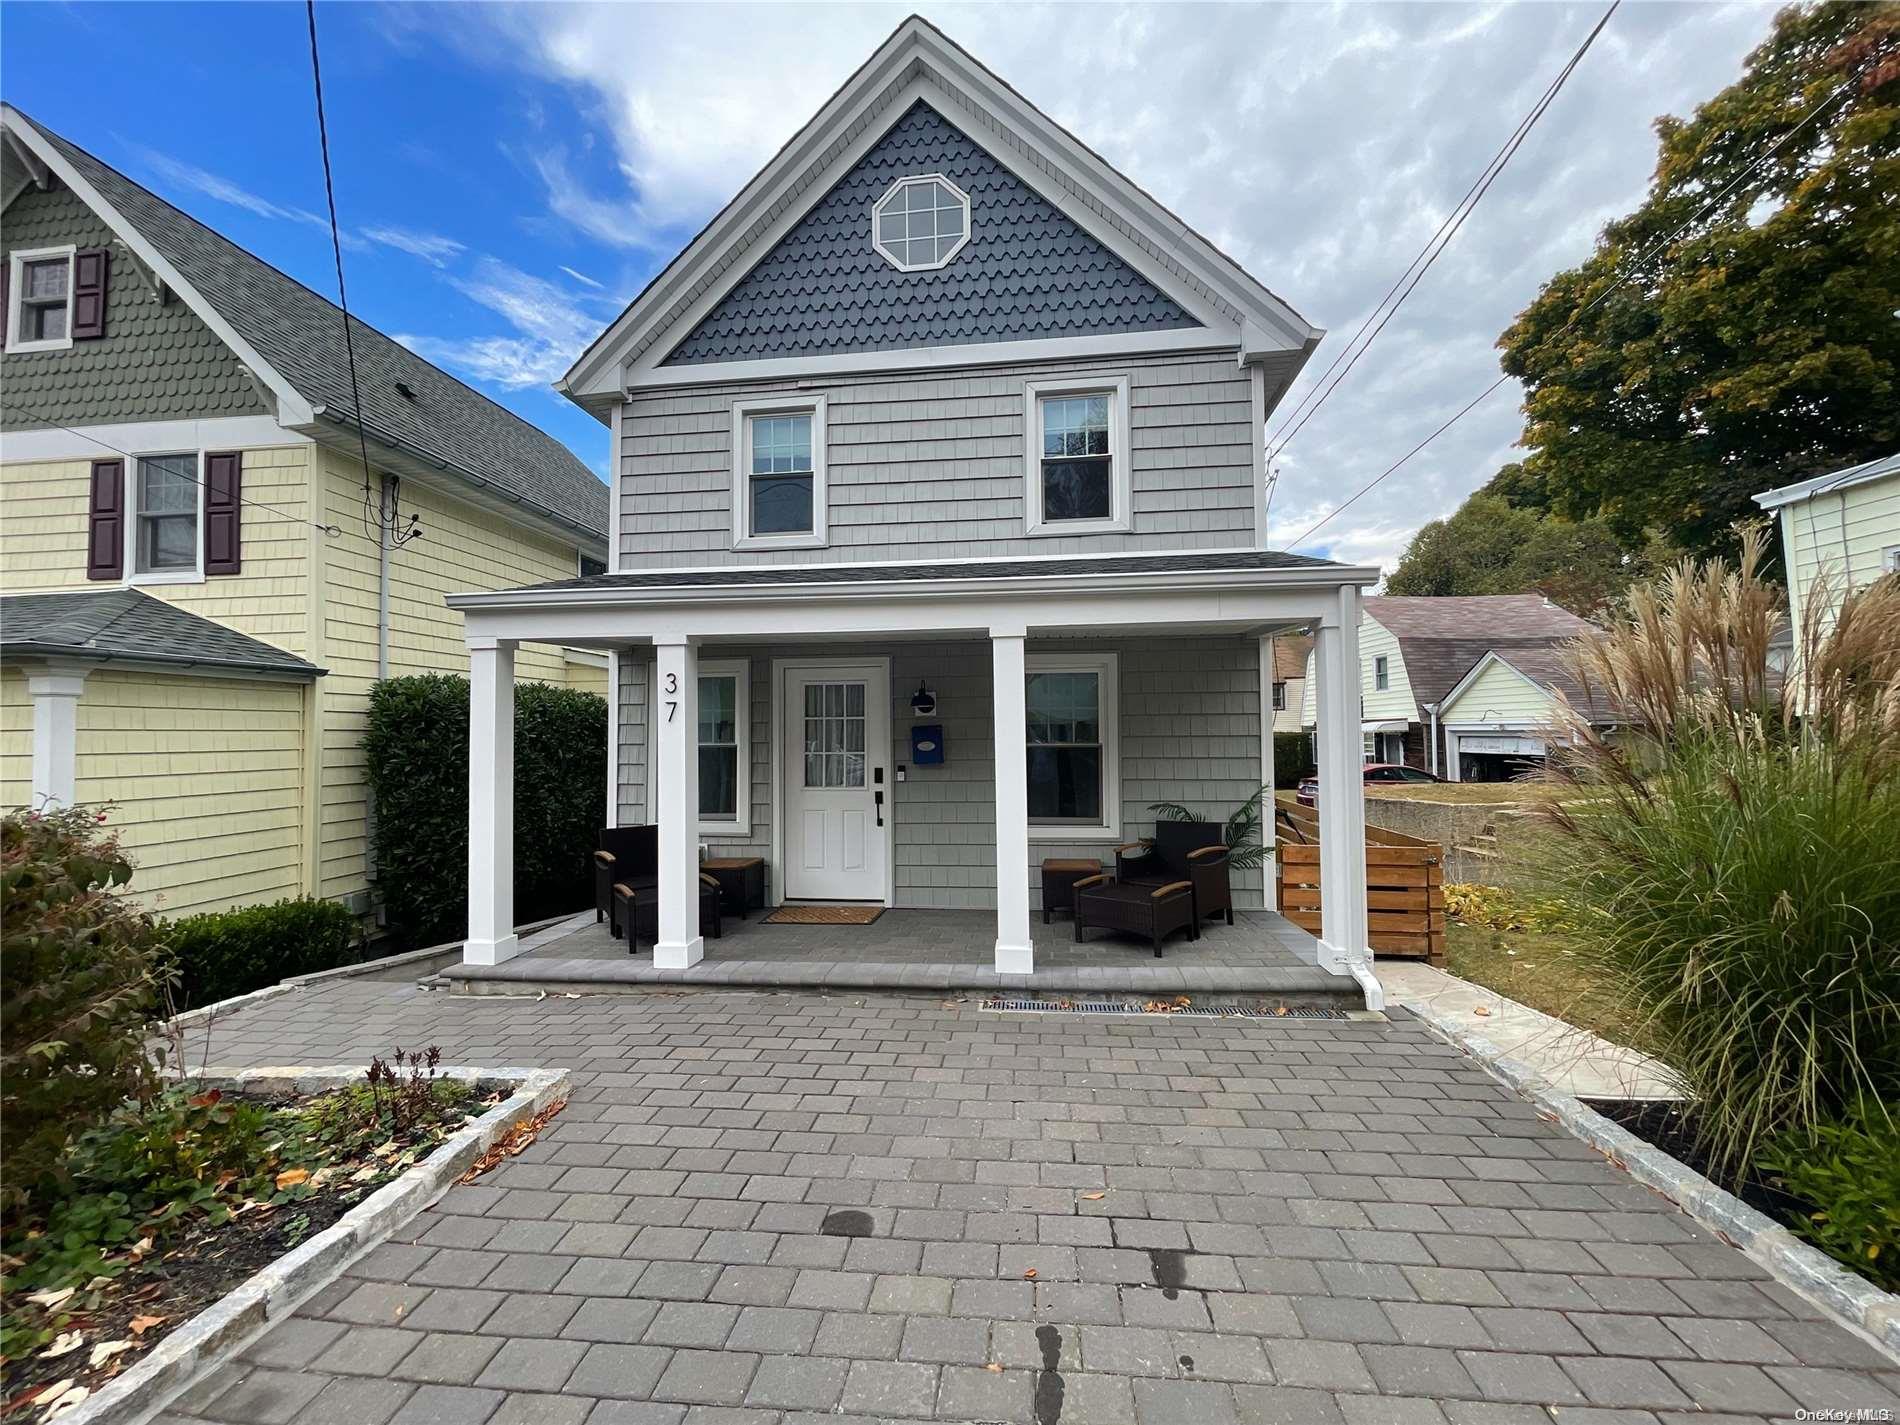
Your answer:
[397,256,611,390]
[129,146,327,228]
[445,1,1774,554]
[559,264,604,289]
[362,225,467,266]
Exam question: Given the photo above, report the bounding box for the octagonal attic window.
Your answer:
[872,175,971,272]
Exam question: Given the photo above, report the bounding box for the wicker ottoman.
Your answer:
[1072,876,1198,958]
[615,875,723,953]
[1040,858,1104,924]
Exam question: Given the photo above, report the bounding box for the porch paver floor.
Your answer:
[446,908,1361,1001]
[158,981,1897,1425]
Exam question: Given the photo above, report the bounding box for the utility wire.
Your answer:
[1265,0,1618,474]
[1289,72,1859,553]
[305,0,419,552]
[0,397,343,536]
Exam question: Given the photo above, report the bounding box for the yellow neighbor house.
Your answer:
[0,106,609,919]
[1754,452,1900,658]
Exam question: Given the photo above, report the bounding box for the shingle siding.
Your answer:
[662,101,1199,366]
[619,351,1257,566]
[1,180,265,430]
[612,634,1268,911]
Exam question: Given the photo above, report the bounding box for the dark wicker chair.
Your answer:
[614,875,723,953]
[1072,874,1198,957]
[595,825,659,936]
[1114,820,1233,926]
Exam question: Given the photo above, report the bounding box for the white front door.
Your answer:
[782,662,889,901]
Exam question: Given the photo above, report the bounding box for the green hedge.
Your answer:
[1273,731,1315,784]
[166,897,363,1010]
[365,674,606,948]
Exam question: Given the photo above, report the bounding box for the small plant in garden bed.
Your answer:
[0,1048,486,1407]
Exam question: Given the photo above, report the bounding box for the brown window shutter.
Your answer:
[71,248,109,340]
[87,459,125,580]
[204,451,242,575]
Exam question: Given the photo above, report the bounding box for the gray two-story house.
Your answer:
[449,17,1381,993]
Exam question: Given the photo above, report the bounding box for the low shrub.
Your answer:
[0,806,172,1217]
[1760,1102,1900,1293]
[364,674,606,947]
[1273,731,1315,784]
[165,896,365,1010]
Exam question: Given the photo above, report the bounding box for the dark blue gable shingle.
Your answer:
[661,102,1201,366]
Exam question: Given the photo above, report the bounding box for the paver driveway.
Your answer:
[161,980,1898,1425]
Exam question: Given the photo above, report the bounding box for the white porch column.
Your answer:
[990,626,1034,975]
[466,637,518,966]
[27,662,90,809]
[1313,588,1382,1008]
[652,636,704,969]
[1259,635,1277,909]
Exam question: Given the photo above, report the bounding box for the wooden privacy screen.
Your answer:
[1274,805,1446,965]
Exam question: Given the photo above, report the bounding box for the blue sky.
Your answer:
[1,2,1779,566]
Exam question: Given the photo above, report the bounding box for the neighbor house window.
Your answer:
[1026,653,1120,837]
[871,174,971,271]
[134,454,200,575]
[579,554,607,578]
[1023,376,1131,536]
[730,396,826,549]
[1885,545,1900,574]
[671,659,750,834]
[7,247,74,352]
[1271,680,1287,712]
[1373,655,1390,691]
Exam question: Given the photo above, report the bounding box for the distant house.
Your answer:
[1269,632,1311,734]
[1754,452,1899,663]
[0,106,609,918]
[1302,595,1610,782]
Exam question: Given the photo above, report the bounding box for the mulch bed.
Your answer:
[1580,1097,1808,1224]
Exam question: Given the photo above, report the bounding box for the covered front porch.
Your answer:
[445,552,1383,1006]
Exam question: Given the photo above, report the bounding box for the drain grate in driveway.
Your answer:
[979,997,1349,1019]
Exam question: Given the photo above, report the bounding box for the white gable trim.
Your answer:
[562,17,1321,404]
[1752,452,1900,510]
[1432,649,1550,715]
[1,106,315,428]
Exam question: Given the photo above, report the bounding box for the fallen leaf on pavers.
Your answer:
[87,1341,132,1369]
[984,1363,1004,1373]
[28,1382,75,1412]
[1080,1192,1105,1201]
[275,1168,310,1190]
[1273,1006,1290,1016]
[1473,1005,1493,1017]
[1022,1268,1037,1279]
[42,1383,89,1419]
[38,1334,82,1360]
[128,1317,165,1337]
[459,1099,568,1184]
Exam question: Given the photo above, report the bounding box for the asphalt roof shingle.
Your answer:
[1362,595,1599,716]
[0,589,324,678]
[11,110,608,544]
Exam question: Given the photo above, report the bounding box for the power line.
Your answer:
[305,0,420,552]
[1265,0,1618,474]
[0,397,343,537]
[1289,72,1859,553]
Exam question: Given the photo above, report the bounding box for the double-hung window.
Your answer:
[731,396,827,549]
[1023,376,1131,535]
[7,246,74,352]
[134,454,202,577]
[1025,653,1120,838]
[693,660,751,834]
[1271,680,1288,712]
[1373,655,1390,691]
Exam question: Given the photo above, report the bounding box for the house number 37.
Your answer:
[664,672,678,721]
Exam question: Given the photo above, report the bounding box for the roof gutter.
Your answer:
[0,641,326,680]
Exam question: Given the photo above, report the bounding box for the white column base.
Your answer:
[1318,939,1387,1011]
[653,936,705,971]
[464,933,521,967]
[993,940,1035,976]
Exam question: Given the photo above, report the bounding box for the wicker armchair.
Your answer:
[595,825,659,937]
[1114,820,1233,926]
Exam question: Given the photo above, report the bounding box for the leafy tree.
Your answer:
[1385,494,1645,616]
[1499,1,1899,560]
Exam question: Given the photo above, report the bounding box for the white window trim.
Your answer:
[870,173,972,273]
[1373,655,1389,691]
[730,395,828,551]
[1025,650,1121,842]
[1884,545,1900,574]
[6,244,76,354]
[1023,375,1132,537]
[124,449,208,587]
[648,657,752,838]
[1271,680,1287,712]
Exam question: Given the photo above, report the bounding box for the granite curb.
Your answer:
[1398,998,1900,1364]
[58,1063,570,1425]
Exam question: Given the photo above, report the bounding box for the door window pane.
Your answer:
[802,680,866,788]
[1026,670,1104,823]
[749,412,813,535]
[698,675,738,819]
[136,454,198,572]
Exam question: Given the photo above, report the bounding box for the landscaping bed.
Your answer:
[2,1052,495,1413]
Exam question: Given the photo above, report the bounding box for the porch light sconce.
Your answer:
[909,682,937,718]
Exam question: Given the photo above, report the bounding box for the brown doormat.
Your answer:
[765,905,886,926]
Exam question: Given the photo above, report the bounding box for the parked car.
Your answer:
[1296,763,1444,806]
